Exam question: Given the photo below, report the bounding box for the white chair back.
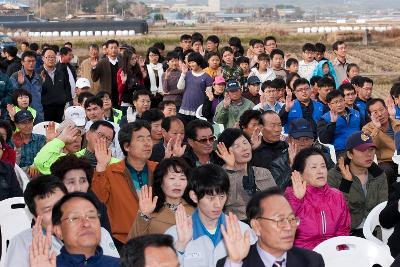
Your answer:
[32,121,60,136]
[195,105,207,121]
[14,164,29,191]
[363,201,394,245]
[313,236,394,267]
[317,137,337,164]
[0,197,33,266]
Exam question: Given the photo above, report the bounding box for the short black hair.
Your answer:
[24,175,68,216]
[165,51,179,62]
[270,48,284,59]
[310,76,322,87]
[293,78,310,90]
[259,110,279,126]
[84,96,103,109]
[192,32,204,41]
[106,39,119,48]
[88,43,99,50]
[252,39,264,47]
[326,90,344,103]
[264,36,276,44]
[64,42,73,47]
[180,34,192,42]
[187,52,204,66]
[272,78,286,89]
[59,46,72,56]
[153,157,192,212]
[261,80,274,92]
[185,119,213,140]
[132,89,152,102]
[153,42,165,51]
[346,63,359,74]
[78,92,94,105]
[239,110,261,129]
[317,76,336,88]
[142,108,165,124]
[315,42,326,53]
[292,147,328,173]
[96,91,112,103]
[21,50,37,61]
[286,58,298,68]
[236,56,249,65]
[4,46,18,57]
[161,116,183,132]
[158,100,176,111]
[119,120,151,156]
[206,35,220,44]
[391,82,400,98]
[42,47,57,58]
[52,192,99,226]
[366,98,386,115]
[29,43,39,51]
[51,154,94,186]
[89,120,116,140]
[258,53,270,61]
[12,88,32,106]
[339,83,355,94]
[361,76,374,87]
[217,128,250,149]
[302,43,316,53]
[189,164,230,201]
[246,187,283,220]
[351,75,364,87]
[204,51,220,62]
[121,234,176,267]
[21,41,29,46]
[332,40,345,51]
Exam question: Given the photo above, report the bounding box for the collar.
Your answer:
[108,57,118,65]
[256,243,287,267]
[58,246,104,265]
[44,66,56,74]
[192,209,226,246]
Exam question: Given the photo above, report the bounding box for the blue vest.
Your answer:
[323,109,361,152]
[284,99,324,133]
[355,99,367,121]
[395,105,400,120]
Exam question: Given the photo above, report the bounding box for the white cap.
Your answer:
[76,78,91,89]
[64,106,86,127]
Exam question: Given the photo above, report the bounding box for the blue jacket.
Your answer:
[57,246,119,267]
[395,105,400,120]
[10,68,44,123]
[355,97,368,122]
[284,99,324,133]
[322,109,361,152]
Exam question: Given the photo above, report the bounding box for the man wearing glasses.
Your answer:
[279,78,324,136]
[217,187,324,267]
[182,119,220,168]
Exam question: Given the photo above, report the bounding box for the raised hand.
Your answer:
[371,113,381,129]
[205,88,214,101]
[338,157,352,181]
[45,121,57,142]
[288,140,298,167]
[175,204,193,252]
[330,110,338,123]
[221,212,250,264]
[27,166,40,178]
[291,170,306,200]
[40,70,46,83]
[57,125,80,144]
[138,185,158,217]
[250,127,262,150]
[216,142,235,169]
[17,70,25,85]
[6,104,16,121]
[120,70,127,84]
[223,93,231,109]
[172,134,187,157]
[386,96,396,118]
[94,138,112,172]
[29,216,56,267]
[179,61,188,74]
[285,88,294,112]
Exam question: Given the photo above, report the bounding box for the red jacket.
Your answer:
[285,184,351,249]
[1,144,16,166]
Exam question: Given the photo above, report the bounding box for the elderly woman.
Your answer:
[128,157,194,239]
[216,128,276,220]
[285,147,350,249]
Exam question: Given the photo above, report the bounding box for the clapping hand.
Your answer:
[338,157,352,181]
[6,104,16,121]
[330,110,338,123]
[94,138,112,172]
[386,96,396,118]
[179,61,188,74]
[371,113,381,129]
[17,70,25,85]
[138,185,158,217]
[221,212,250,264]
[29,216,56,267]
[223,93,231,109]
[216,142,235,169]
[175,204,193,252]
[291,170,306,200]
[45,121,57,142]
[250,127,262,150]
[288,141,298,167]
[205,88,214,101]
[165,134,187,158]
[285,88,294,112]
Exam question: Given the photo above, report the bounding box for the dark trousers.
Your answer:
[43,105,65,123]
[379,161,398,194]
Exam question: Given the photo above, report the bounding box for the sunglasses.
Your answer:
[194,136,215,144]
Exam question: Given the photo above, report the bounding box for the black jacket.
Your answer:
[182,147,220,169]
[56,62,76,102]
[5,57,21,77]
[0,161,23,201]
[380,182,400,257]
[41,66,72,106]
[217,244,325,267]
[202,93,224,122]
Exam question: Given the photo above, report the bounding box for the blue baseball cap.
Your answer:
[247,76,261,85]
[288,118,314,139]
[346,131,376,151]
[14,110,34,123]
[225,80,241,92]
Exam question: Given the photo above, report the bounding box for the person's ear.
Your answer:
[187,138,195,148]
[328,102,333,111]
[189,190,198,204]
[53,225,63,240]
[346,150,352,160]
[123,142,130,154]
[161,128,167,138]
[250,219,261,236]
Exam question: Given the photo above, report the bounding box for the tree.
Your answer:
[81,0,101,13]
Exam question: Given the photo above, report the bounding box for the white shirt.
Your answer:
[298,60,318,81]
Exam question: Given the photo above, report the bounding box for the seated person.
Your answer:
[285,147,350,249]
[216,188,325,267]
[159,100,177,118]
[165,164,257,267]
[315,76,335,114]
[128,157,194,238]
[119,89,152,126]
[318,90,363,157]
[339,83,359,112]
[7,88,37,123]
[259,80,283,113]
[142,108,165,146]
[238,109,261,140]
[217,128,276,220]
[96,91,123,125]
[5,175,118,267]
[328,131,388,236]
[242,76,261,105]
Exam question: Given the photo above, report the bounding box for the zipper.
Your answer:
[321,211,327,235]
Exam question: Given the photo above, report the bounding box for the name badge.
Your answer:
[185,252,201,259]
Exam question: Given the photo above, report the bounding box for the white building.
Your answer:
[208,0,220,12]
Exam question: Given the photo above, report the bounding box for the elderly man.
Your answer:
[217,187,324,267]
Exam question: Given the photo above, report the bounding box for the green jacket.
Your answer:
[34,138,120,175]
[214,97,254,128]
[327,162,388,229]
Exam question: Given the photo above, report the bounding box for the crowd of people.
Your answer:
[0,33,400,266]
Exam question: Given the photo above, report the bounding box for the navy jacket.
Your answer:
[57,246,119,267]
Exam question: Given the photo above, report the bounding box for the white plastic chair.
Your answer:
[313,236,394,267]
[0,197,33,266]
[14,164,29,191]
[363,201,394,246]
[253,103,262,111]
[318,137,337,164]
[195,105,207,121]
[32,121,60,136]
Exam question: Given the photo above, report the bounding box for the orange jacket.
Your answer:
[92,159,158,243]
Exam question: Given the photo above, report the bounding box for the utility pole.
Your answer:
[65,0,68,18]
[106,0,109,14]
